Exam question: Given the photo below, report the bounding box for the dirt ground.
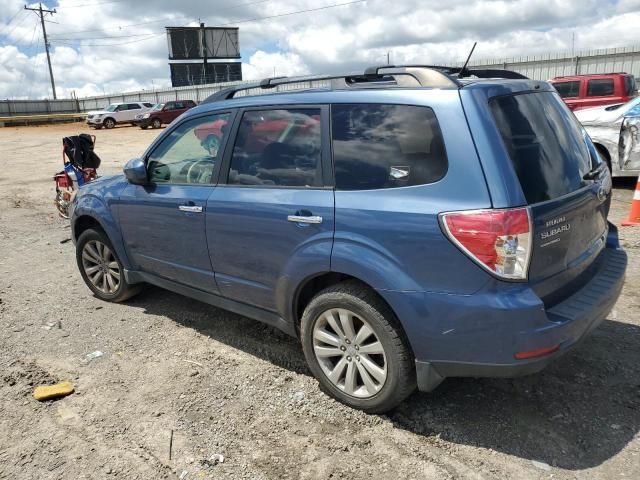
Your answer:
[0,122,639,480]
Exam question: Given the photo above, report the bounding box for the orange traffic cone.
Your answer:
[622,175,640,226]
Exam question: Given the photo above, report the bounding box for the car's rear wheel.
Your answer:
[76,228,141,302]
[152,118,161,129]
[103,118,115,129]
[300,281,416,413]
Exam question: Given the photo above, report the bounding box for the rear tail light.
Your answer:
[440,207,532,280]
[55,172,72,189]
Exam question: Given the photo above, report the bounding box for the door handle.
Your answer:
[287,215,323,224]
[179,205,203,213]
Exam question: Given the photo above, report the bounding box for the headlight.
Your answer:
[143,113,150,119]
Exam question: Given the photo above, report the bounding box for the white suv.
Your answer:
[86,102,154,129]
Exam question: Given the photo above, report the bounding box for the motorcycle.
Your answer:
[54,134,101,218]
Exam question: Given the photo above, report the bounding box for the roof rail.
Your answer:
[202,65,528,103]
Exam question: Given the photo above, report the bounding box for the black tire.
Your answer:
[103,118,115,129]
[93,125,102,130]
[139,125,148,130]
[300,281,416,413]
[151,118,161,129]
[76,228,141,302]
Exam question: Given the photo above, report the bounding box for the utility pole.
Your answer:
[201,22,207,85]
[25,3,57,99]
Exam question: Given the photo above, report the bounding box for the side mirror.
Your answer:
[123,158,147,185]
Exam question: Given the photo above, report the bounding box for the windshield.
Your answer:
[152,103,164,111]
[104,104,118,112]
[623,97,640,117]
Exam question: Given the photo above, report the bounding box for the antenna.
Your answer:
[458,42,477,79]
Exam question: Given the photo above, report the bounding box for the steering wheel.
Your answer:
[186,159,211,184]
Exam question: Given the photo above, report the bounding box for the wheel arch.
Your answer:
[291,272,415,357]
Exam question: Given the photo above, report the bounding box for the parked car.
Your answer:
[134,100,197,129]
[86,102,154,129]
[550,73,637,111]
[576,97,640,177]
[69,67,626,413]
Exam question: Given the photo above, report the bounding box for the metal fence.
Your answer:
[3,45,640,117]
[0,99,80,116]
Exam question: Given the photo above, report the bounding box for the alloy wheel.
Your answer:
[312,308,388,398]
[81,240,121,294]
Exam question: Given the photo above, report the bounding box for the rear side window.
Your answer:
[331,104,447,190]
[553,81,580,98]
[490,92,591,204]
[143,103,154,108]
[228,109,322,187]
[127,103,141,110]
[587,79,614,97]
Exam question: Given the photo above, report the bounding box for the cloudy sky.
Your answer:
[1,0,639,99]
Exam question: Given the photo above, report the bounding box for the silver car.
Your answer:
[576,97,640,177]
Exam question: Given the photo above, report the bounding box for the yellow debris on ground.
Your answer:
[33,382,75,401]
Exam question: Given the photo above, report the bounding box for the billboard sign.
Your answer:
[167,27,240,60]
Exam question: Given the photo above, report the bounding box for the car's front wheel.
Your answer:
[76,228,141,302]
[300,281,416,413]
[103,118,115,129]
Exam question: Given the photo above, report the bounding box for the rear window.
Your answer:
[587,79,614,97]
[490,92,591,204]
[553,81,580,98]
[331,104,447,190]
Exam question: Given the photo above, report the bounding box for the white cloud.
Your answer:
[0,0,639,98]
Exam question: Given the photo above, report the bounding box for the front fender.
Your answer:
[73,192,131,269]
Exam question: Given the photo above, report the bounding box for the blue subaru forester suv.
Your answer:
[70,66,627,413]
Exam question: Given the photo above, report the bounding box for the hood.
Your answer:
[87,110,109,116]
[574,104,626,126]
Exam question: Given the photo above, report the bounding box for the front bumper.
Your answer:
[382,245,627,392]
[133,119,151,127]
[86,118,104,126]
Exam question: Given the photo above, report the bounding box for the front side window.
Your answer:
[331,104,448,190]
[553,81,580,98]
[228,109,322,187]
[147,113,231,185]
[587,79,614,97]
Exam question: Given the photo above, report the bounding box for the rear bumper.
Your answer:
[381,246,627,392]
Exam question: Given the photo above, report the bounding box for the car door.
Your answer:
[206,106,334,312]
[118,111,234,292]
[125,103,143,122]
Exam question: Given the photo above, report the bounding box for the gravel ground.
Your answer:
[0,122,639,480]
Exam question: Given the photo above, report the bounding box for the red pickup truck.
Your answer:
[550,73,637,111]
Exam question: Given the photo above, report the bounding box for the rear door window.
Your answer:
[490,92,591,204]
[587,79,614,97]
[553,81,580,98]
[227,108,322,187]
[331,104,447,190]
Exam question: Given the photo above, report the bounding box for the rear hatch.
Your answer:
[490,91,611,306]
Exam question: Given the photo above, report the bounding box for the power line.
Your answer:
[57,0,130,9]
[48,0,366,47]
[48,0,274,38]
[218,0,366,26]
[1,10,29,38]
[0,7,24,35]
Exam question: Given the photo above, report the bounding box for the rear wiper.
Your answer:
[583,164,604,180]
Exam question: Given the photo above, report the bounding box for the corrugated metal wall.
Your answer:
[3,45,640,116]
[463,45,640,80]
